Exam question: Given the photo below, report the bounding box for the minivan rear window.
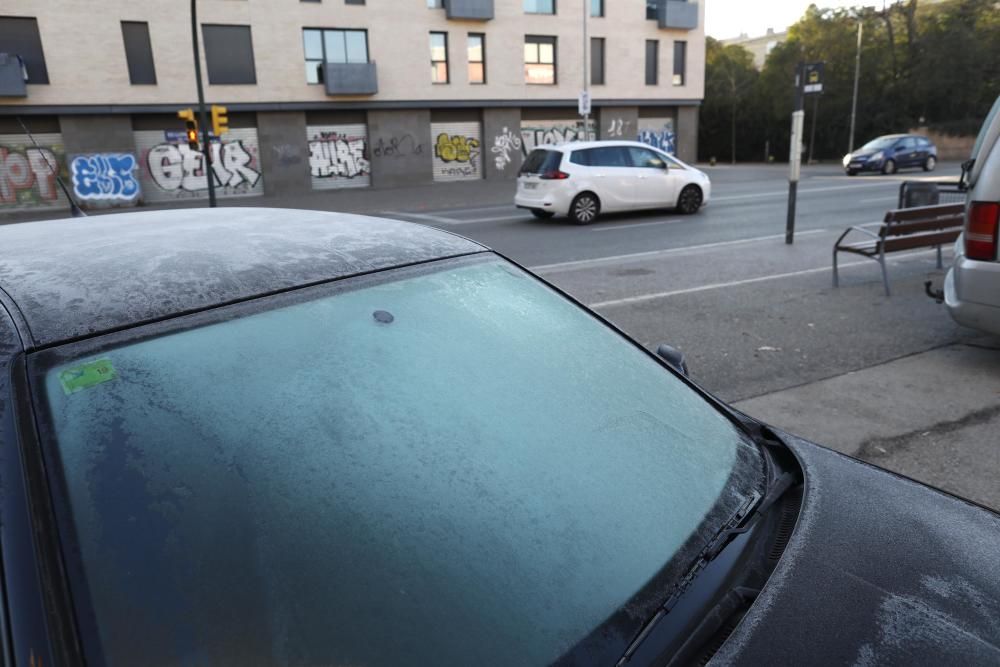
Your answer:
[520,149,563,175]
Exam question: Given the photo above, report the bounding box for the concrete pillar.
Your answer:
[256,111,311,197]
[597,106,639,141]
[367,109,433,187]
[676,105,700,164]
[59,115,138,209]
[482,107,522,180]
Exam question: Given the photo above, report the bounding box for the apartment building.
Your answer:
[0,0,704,211]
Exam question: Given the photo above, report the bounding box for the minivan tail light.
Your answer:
[539,170,570,180]
[966,202,1000,261]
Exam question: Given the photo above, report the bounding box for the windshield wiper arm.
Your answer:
[616,470,800,666]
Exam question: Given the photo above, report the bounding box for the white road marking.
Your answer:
[381,211,461,223]
[711,181,896,203]
[429,204,516,215]
[858,195,897,203]
[531,229,829,273]
[591,218,683,232]
[587,250,939,309]
[440,213,531,224]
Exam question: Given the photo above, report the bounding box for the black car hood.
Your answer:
[713,432,1000,665]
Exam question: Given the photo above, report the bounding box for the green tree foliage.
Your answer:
[699,0,1000,162]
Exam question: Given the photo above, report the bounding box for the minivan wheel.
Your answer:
[530,209,555,219]
[677,185,703,214]
[882,159,897,175]
[923,156,936,172]
[569,193,600,224]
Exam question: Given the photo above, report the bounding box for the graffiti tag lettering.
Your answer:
[70,153,140,201]
[520,126,585,156]
[491,127,522,171]
[309,135,370,179]
[637,127,677,155]
[434,133,480,164]
[372,134,423,159]
[607,118,633,138]
[146,141,260,193]
[1,146,60,205]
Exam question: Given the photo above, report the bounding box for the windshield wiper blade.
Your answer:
[616,470,799,666]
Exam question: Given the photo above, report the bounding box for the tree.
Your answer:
[700,38,758,163]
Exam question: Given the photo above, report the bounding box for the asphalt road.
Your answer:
[380,162,979,401]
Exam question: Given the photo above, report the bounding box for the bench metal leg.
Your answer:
[879,247,891,297]
[832,248,840,288]
[936,245,943,269]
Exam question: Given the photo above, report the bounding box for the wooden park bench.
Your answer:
[832,203,964,296]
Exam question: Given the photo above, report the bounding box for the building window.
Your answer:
[468,33,485,84]
[673,40,686,86]
[201,24,256,84]
[590,37,604,86]
[302,28,369,84]
[0,16,49,83]
[427,0,444,6]
[524,35,556,85]
[524,0,556,14]
[345,0,365,4]
[121,21,157,85]
[646,0,658,20]
[430,32,449,84]
[590,0,604,17]
[645,40,658,85]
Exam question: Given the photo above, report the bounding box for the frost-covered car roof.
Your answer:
[0,208,486,349]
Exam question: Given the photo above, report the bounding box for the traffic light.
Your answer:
[211,105,229,137]
[177,108,199,150]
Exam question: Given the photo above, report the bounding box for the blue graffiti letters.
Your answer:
[71,153,140,201]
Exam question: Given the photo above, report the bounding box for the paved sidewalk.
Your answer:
[734,341,1000,511]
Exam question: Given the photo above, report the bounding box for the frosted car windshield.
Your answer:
[31,255,763,667]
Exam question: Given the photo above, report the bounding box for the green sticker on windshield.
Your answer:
[59,358,118,395]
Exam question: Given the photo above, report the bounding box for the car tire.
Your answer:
[676,185,703,214]
[569,193,600,225]
[530,209,555,219]
[882,159,897,175]
[846,169,858,176]
[923,156,937,172]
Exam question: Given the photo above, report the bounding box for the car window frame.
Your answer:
[24,250,768,666]
[627,146,668,170]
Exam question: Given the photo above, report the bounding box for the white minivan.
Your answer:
[514,140,711,224]
[944,94,1000,335]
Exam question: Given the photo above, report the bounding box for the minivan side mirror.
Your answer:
[655,344,689,376]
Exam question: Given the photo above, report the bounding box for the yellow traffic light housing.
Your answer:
[177,108,199,150]
[211,105,229,137]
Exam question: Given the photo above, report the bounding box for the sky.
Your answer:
[704,0,875,40]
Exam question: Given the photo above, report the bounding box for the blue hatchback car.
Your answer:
[843,133,938,175]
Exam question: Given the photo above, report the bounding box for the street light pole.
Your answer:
[582,0,590,139]
[191,0,216,207]
[848,20,863,154]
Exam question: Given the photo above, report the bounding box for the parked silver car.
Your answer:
[944,94,1000,335]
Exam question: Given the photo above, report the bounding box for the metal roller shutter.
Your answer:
[134,127,263,203]
[0,132,69,211]
[637,118,676,154]
[518,120,587,159]
[307,124,371,189]
[431,121,482,182]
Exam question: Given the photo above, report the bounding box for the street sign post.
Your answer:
[786,61,823,244]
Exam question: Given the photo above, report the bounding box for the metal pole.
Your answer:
[191,0,216,207]
[786,62,805,245]
[848,21,862,153]
[808,92,819,164]
[582,0,590,139]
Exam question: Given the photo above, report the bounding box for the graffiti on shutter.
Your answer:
[432,122,482,182]
[637,118,676,155]
[518,120,587,157]
[134,127,263,202]
[0,133,69,211]
[307,124,370,189]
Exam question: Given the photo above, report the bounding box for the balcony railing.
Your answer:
[323,62,378,96]
[658,0,698,30]
[446,0,494,21]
